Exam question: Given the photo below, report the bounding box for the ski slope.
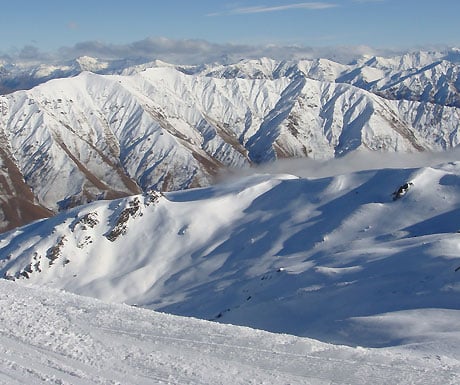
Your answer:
[0,280,458,385]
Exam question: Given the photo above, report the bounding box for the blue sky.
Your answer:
[1,0,458,61]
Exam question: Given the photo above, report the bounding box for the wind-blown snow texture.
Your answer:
[2,162,460,354]
[2,280,458,385]
[0,50,460,231]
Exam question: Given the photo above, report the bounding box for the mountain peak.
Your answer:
[74,55,109,72]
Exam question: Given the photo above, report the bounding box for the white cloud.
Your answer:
[218,148,460,183]
[208,2,337,16]
[3,37,448,67]
[232,2,338,14]
[71,38,387,64]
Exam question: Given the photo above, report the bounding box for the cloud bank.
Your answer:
[218,148,460,183]
[0,37,408,66]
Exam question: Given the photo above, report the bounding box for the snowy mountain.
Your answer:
[0,56,132,94]
[0,50,459,232]
[2,280,458,384]
[2,50,460,382]
[2,161,460,351]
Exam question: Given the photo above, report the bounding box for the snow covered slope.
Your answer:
[2,280,458,385]
[0,50,459,232]
[2,161,460,351]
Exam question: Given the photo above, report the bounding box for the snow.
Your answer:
[1,51,460,228]
[0,279,458,384]
[2,161,460,366]
[75,56,109,72]
[0,49,460,382]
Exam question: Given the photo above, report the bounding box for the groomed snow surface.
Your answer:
[1,280,459,385]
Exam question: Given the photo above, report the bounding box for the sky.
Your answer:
[1,0,459,63]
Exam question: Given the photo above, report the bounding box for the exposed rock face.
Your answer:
[392,182,414,200]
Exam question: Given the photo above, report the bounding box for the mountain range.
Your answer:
[0,49,459,232]
[1,50,460,381]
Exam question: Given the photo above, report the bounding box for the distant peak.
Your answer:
[75,56,109,72]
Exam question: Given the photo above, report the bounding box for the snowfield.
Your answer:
[1,280,459,384]
[1,159,460,381]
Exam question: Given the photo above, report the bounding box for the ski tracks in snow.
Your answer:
[0,281,459,384]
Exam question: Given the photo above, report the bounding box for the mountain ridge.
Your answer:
[0,50,459,231]
[1,161,460,347]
